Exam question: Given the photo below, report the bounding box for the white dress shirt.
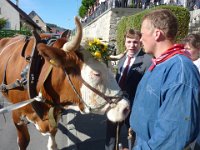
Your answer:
[118,49,141,82]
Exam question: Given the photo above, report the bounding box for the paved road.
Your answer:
[0,94,128,150]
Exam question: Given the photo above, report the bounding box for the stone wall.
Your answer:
[82,8,142,43]
[83,7,200,43]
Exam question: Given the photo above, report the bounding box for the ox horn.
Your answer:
[62,16,82,52]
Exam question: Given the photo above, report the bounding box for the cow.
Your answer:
[0,17,130,150]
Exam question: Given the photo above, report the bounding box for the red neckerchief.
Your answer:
[149,44,191,71]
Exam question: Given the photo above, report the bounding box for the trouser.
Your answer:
[105,114,135,150]
[194,143,200,150]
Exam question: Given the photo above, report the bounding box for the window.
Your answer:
[5,21,10,29]
[36,20,39,23]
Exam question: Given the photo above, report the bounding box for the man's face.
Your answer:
[140,19,155,54]
[125,36,141,53]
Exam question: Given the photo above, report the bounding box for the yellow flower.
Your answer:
[86,38,113,65]
[94,38,101,44]
[94,51,102,59]
[89,41,93,46]
[103,44,108,51]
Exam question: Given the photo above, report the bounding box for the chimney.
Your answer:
[16,0,19,7]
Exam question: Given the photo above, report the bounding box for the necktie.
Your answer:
[119,56,131,90]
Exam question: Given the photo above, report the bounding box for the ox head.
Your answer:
[37,17,130,123]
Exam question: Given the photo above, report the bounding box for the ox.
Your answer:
[0,17,130,150]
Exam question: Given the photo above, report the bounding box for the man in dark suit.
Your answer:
[105,29,152,150]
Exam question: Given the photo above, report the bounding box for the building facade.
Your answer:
[0,0,41,32]
[29,11,48,32]
[0,0,20,30]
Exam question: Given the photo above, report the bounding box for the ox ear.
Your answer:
[37,43,66,67]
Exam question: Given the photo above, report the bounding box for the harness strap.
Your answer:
[0,36,31,93]
[48,107,57,128]
[115,122,120,150]
[39,65,62,128]
[0,79,25,92]
[78,76,123,104]
[0,55,26,92]
[43,65,53,83]
[0,56,11,93]
[0,98,35,114]
[65,70,108,112]
[21,36,30,58]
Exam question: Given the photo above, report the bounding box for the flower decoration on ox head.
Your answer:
[86,38,114,65]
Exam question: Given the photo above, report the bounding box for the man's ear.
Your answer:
[154,29,164,41]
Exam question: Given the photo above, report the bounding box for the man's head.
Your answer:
[140,9,178,55]
[124,29,141,55]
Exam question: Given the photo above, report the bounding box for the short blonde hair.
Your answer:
[142,9,178,40]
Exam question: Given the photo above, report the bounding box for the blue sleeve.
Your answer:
[133,84,200,150]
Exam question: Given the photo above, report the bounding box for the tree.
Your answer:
[78,0,96,18]
[81,0,95,10]
[79,5,87,18]
[0,18,7,29]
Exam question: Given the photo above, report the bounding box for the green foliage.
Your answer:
[79,5,87,18]
[20,25,30,31]
[116,5,190,52]
[0,18,7,29]
[0,30,31,38]
[78,0,95,18]
[81,0,95,10]
[116,17,129,53]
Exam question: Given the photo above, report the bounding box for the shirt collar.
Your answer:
[126,49,141,58]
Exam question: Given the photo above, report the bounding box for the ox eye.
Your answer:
[93,72,100,77]
[91,70,101,78]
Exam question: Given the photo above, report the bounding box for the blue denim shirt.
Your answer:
[130,55,200,150]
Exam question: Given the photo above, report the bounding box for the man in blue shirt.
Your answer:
[130,9,200,150]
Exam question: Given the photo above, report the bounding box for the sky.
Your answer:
[11,0,82,30]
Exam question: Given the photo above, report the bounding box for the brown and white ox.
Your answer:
[0,17,130,150]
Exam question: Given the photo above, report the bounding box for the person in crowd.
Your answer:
[196,0,200,9]
[127,0,133,7]
[105,29,152,150]
[183,33,200,150]
[111,0,120,7]
[187,0,196,10]
[183,33,200,72]
[154,0,161,5]
[167,0,176,5]
[100,0,107,12]
[130,9,200,150]
[142,0,150,9]
[124,0,128,7]
[118,0,128,7]
[133,0,141,8]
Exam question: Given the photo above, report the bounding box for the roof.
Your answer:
[6,0,41,30]
[29,11,45,23]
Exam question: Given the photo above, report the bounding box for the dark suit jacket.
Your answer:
[116,49,152,107]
